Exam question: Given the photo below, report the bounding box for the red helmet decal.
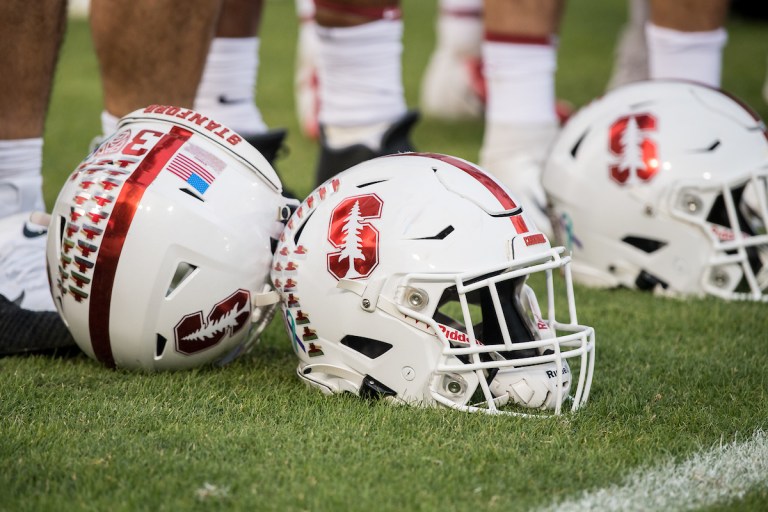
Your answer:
[174,289,251,355]
[609,113,660,185]
[327,193,383,280]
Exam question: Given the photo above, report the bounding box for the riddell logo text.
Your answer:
[142,105,242,146]
[437,324,483,345]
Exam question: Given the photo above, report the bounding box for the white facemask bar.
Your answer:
[671,169,768,301]
[393,246,595,415]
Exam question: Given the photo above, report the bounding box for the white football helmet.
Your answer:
[46,105,289,370]
[271,153,595,415]
[543,80,768,301]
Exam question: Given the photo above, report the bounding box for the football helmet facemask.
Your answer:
[543,80,768,301]
[47,105,289,370]
[272,153,595,416]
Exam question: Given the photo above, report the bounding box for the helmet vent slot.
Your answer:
[166,262,198,297]
[178,188,205,202]
[622,236,666,253]
[57,215,66,247]
[412,225,454,240]
[570,130,588,157]
[293,210,314,244]
[341,335,393,359]
[357,180,388,188]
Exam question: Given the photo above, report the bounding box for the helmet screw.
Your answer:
[447,380,463,394]
[405,288,428,310]
[684,194,702,213]
[362,298,371,309]
[713,270,729,288]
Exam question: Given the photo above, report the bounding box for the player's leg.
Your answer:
[0,0,76,353]
[606,0,650,90]
[420,0,484,120]
[313,0,416,186]
[646,0,729,87]
[193,0,286,164]
[479,0,565,236]
[295,0,322,140]
[90,0,222,134]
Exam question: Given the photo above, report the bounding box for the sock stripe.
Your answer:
[314,0,402,21]
[485,31,552,46]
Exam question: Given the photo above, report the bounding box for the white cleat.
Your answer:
[420,50,485,121]
[0,211,55,311]
[480,122,559,238]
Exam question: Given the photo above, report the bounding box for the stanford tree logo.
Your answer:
[608,113,660,185]
[327,193,383,280]
[174,289,251,355]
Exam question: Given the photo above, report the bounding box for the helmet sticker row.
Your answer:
[273,177,342,358]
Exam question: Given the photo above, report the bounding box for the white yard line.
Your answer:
[538,429,768,512]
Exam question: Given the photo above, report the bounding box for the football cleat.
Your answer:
[480,122,560,238]
[421,51,485,121]
[0,294,76,355]
[314,110,419,186]
[0,211,56,312]
[244,128,287,168]
[0,211,76,355]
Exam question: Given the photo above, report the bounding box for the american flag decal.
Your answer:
[167,153,218,194]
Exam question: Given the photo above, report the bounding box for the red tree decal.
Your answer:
[327,194,383,280]
[608,113,660,185]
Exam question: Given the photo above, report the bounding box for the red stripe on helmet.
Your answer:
[88,126,193,368]
[414,152,529,234]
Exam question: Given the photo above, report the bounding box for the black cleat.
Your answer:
[244,129,299,201]
[244,128,288,167]
[314,110,419,187]
[0,295,76,356]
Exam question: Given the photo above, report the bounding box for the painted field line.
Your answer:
[538,429,768,512]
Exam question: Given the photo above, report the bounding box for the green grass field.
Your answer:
[3,1,768,510]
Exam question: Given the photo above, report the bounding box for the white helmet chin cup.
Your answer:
[272,153,595,416]
[543,80,768,301]
[490,360,572,410]
[46,106,288,370]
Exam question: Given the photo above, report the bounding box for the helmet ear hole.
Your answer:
[621,236,667,253]
[340,335,393,359]
[155,334,168,358]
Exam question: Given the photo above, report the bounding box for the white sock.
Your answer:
[317,19,407,149]
[101,111,119,137]
[437,0,483,56]
[194,37,268,137]
[0,138,45,218]
[482,39,558,125]
[295,0,314,20]
[646,23,727,88]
